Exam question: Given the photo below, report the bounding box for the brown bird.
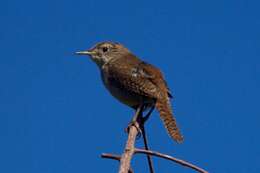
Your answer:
[76,42,183,143]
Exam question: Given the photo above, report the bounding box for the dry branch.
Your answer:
[118,121,139,173]
[140,106,155,173]
[134,148,208,173]
[101,105,208,173]
[101,153,134,173]
[101,153,121,161]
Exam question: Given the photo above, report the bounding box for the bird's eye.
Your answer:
[102,47,108,52]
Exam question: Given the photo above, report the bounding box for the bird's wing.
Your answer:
[105,59,160,99]
[106,58,171,99]
[137,61,173,98]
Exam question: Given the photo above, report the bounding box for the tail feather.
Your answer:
[155,98,183,143]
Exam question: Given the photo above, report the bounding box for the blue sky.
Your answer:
[0,0,259,172]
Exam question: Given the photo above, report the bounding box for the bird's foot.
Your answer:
[125,121,142,139]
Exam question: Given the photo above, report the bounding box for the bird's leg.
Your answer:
[141,106,155,124]
[125,104,144,138]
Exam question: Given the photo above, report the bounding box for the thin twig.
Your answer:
[101,153,121,161]
[141,126,155,173]
[134,148,208,173]
[140,106,156,173]
[101,153,134,173]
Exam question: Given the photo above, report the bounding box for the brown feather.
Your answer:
[156,98,183,143]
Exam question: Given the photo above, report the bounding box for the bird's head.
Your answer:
[76,41,130,67]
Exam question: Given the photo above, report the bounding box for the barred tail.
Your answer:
[155,98,183,143]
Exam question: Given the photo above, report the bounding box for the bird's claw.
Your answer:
[125,121,142,139]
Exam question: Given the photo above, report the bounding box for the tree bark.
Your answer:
[118,105,143,173]
[118,121,139,173]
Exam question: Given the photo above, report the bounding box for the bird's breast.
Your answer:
[100,71,141,108]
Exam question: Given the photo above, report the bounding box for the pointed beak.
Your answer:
[75,50,93,56]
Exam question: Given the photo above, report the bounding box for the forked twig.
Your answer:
[101,105,208,173]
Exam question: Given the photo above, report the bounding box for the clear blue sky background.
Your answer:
[0,0,259,172]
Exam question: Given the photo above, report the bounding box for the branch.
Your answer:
[141,127,155,173]
[101,153,134,173]
[102,105,208,173]
[134,148,208,173]
[101,153,121,161]
[118,106,143,173]
[140,106,155,173]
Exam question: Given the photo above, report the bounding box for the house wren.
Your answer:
[76,41,183,143]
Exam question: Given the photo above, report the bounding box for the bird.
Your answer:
[75,41,183,143]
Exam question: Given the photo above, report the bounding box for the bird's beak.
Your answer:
[75,50,94,56]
